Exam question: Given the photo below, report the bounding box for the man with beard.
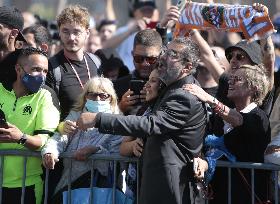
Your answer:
[46,5,100,120]
[76,38,207,204]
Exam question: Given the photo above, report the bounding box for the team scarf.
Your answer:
[174,2,275,41]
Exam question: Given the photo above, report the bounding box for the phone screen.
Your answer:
[0,110,8,130]
[129,80,146,96]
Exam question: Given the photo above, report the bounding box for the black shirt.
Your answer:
[47,50,98,120]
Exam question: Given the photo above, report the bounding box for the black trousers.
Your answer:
[2,185,36,204]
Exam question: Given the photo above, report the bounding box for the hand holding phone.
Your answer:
[0,109,8,129]
[129,80,146,96]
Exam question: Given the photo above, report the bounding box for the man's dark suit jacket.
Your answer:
[95,74,207,204]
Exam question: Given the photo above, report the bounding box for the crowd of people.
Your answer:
[0,0,280,204]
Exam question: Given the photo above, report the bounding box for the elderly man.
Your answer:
[77,38,207,204]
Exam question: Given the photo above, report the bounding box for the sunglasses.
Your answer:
[226,52,246,62]
[133,55,158,65]
[87,92,111,100]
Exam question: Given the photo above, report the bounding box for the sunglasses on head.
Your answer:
[226,52,246,62]
[87,92,111,100]
[133,55,158,65]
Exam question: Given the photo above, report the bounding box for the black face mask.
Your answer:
[21,68,45,93]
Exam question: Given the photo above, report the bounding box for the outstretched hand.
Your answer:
[43,153,59,169]
[0,122,23,143]
[159,6,181,28]
[77,112,97,131]
[182,84,213,103]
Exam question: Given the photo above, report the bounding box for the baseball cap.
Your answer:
[133,0,156,11]
[0,6,27,42]
[225,40,262,65]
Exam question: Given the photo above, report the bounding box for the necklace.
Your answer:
[64,54,91,89]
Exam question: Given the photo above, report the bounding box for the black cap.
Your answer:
[133,0,156,10]
[225,40,262,65]
[0,6,26,42]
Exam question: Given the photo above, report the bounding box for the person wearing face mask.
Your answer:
[0,47,60,204]
[41,77,123,204]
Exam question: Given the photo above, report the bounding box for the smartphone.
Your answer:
[0,109,8,129]
[177,0,187,13]
[129,80,146,96]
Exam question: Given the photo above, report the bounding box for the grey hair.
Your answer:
[238,64,269,106]
[172,37,200,70]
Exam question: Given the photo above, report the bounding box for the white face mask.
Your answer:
[85,99,112,113]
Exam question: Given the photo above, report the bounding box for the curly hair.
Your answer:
[72,77,119,114]
[172,37,200,70]
[239,64,270,106]
[57,4,90,29]
[17,47,48,62]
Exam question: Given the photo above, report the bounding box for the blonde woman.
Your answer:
[42,77,122,203]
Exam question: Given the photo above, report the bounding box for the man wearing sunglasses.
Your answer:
[77,37,207,204]
[114,29,162,115]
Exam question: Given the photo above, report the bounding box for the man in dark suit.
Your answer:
[77,37,207,204]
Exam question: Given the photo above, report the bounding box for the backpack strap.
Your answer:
[49,56,62,94]
[86,52,101,69]
[49,52,101,94]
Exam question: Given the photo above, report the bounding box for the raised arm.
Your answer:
[191,30,225,83]
[102,19,146,49]
[260,36,275,90]
[183,84,243,127]
[253,3,275,91]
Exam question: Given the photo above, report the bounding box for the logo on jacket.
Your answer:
[23,105,32,115]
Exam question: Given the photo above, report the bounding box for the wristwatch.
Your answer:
[17,134,27,145]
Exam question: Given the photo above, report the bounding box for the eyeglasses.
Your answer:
[226,52,246,62]
[61,29,85,38]
[164,49,186,61]
[133,55,158,65]
[87,92,111,100]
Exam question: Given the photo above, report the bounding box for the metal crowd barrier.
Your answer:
[0,150,280,204]
[213,160,280,204]
[0,150,139,204]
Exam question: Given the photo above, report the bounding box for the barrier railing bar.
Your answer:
[137,160,139,204]
[20,156,27,204]
[67,158,72,204]
[43,169,49,204]
[217,161,280,171]
[251,169,255,204]
[112,161,116,204]
[274,171,279,204]
[89,160,94,204]
[0,150,280,204]
[228,167,231,204]
[0,156,3,204]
